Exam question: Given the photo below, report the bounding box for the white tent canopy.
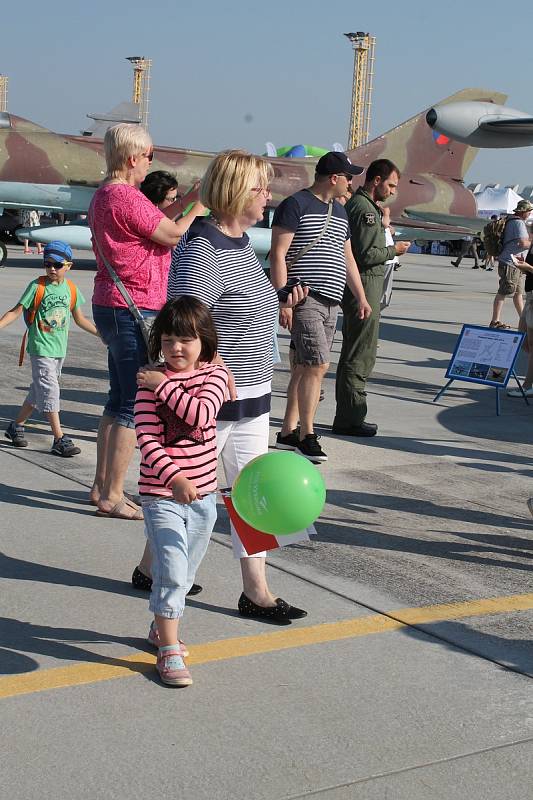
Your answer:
[475,187,524,218]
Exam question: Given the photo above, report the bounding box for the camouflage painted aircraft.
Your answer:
[2,86,533,257]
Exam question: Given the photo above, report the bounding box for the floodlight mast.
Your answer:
[0,75,8,113]
[126,56,152,129]
[344,32,376,149]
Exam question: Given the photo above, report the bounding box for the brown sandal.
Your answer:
[489,321,511,330]
[90,491,139,509]
[95,499,143,520]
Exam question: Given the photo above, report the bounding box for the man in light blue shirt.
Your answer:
[490,200,533,328]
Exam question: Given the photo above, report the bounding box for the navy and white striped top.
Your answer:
[168,218,279,421]
[272,189,350,303]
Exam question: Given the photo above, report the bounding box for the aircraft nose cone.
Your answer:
[426,108,437,128]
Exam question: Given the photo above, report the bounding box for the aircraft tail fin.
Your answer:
[81,102,141,138]
[347,88,507,180]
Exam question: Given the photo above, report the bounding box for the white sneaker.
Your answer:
[507,387,533,398]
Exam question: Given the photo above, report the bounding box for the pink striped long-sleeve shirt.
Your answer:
[134,363,228,497]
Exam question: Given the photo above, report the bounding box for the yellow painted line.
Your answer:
[2,591,533,701]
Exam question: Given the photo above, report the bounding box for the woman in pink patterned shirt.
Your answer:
[88,124,204,520]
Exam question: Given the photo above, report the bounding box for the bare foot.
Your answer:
[89,485,101,506]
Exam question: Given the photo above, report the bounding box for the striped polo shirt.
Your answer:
[272,189,350,303]
[135,363,228,497]
[168,218,279,421]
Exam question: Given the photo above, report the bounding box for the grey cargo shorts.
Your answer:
[291,293,339,366]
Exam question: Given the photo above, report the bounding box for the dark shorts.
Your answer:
[93,305,157,428]
[498,262,525,296]
[290,293,339,366]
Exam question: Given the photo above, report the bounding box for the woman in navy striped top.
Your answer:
[136,150,309,623]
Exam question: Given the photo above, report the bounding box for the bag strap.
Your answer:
[91,230,151,349]
[66,278,77,311]
[287,200,334,268]
[19,276,47,366]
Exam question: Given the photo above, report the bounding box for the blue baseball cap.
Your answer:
[43,241,73,263]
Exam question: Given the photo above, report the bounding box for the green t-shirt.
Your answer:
[18,278,85,358]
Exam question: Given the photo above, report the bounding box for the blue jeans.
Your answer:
[92,305,157,428]
[143,493,217,619]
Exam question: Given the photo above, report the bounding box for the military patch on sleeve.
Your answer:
[364,212,376,225]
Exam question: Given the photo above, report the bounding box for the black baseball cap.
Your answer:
[315,151,364,176]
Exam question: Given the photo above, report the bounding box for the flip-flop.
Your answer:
[95,499,143,520]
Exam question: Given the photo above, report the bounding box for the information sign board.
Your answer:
[446,325,524,388]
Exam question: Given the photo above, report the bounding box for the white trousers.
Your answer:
[217,412,270,558]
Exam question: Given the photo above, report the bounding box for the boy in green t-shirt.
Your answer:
[0,241,98,456]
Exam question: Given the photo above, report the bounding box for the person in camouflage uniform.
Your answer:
[333,159,411,436]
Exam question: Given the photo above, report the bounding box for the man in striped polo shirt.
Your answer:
[271,151,372,463]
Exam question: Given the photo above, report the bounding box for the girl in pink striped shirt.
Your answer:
[135,297,228,686]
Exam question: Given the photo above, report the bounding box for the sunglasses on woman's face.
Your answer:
[141,150,154,163]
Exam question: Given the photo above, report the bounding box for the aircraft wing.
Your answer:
[17,224,273,263]
[392,216,478,242]
[403,209,487,233]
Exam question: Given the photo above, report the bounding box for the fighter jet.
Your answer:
[3,87,533,258]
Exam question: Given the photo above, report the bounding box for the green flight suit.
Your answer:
[333,187,396,430]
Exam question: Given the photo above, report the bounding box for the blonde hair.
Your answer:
[200,150,273,218]
[104,123,152,179]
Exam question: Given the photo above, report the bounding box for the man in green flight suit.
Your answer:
[333,159,411,436]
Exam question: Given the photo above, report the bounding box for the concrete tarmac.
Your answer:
[1,246,533,799]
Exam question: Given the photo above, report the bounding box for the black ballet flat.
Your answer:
[131,567,202,597]
[131,566,152,591]
[237,593,307,624]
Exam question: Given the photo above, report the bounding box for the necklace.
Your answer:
[210,215,241,238]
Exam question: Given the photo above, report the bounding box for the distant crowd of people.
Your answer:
[1,121,532,686]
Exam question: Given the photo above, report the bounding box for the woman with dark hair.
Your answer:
[140,171,179,212]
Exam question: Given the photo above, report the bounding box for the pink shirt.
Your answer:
[89,183,170,310]
[135,364,229,497]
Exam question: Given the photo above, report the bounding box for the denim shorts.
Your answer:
[92,305,157,428]
[142,493,217,619]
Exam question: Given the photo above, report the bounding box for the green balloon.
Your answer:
[232,451,326,535]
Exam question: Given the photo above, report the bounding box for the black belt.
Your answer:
[307,289,339,305]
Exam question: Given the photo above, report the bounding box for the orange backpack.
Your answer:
[19,276,77,366]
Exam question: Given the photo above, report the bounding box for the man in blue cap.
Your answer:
[0,240,99,456]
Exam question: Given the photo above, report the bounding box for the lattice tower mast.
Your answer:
[344,32,376,149]
[0,76,8,113]
[126,57,152,129]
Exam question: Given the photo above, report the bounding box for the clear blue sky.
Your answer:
[2,0,531,186]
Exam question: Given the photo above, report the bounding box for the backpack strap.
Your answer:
[66,278,77,312]
[19,276,48,366]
